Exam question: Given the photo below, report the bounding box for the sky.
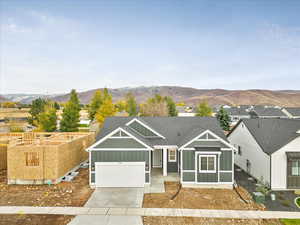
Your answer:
[1,0,300,94]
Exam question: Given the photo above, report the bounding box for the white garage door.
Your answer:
[95,162,145,187]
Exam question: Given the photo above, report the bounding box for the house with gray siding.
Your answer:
[228,118,300,190]
[87,117,235,188]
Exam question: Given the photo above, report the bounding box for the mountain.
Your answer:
[0,95,7,102]
[50,86,300,107]
[2,94,60,104]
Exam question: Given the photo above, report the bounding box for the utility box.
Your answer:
[252,192,265,204]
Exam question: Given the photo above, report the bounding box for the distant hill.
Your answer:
[0,95,7,102]
[50,86,300,107]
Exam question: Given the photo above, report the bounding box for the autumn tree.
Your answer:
[196,101,213,117]
[217,106,231,131]
[96,94,116,126]
[28,98,47,126]
[88,90,103,121]
[125,92,138,116]
[60,89,81,132]
[38,103,57,132]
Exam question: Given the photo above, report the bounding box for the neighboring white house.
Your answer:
[228,118,300,190]
[282,107,300,119]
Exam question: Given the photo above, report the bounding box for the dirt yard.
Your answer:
[143,217,283,225]
[0,168,93,206]
[0,214,74,225]
[143,182,264,210]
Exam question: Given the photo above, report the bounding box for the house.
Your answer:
[228,118,300,190]
[224,107,251,125]
[176,106,196,117]
[87,117,235,188]
[282,107,300,119]
[250,106,287,119]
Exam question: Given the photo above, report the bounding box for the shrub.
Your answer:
[281,200,291,207]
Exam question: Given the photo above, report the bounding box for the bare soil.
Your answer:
[0,168,93,207]
[0,214,74,225]
[143,217,283,225]
[143,182,264,210]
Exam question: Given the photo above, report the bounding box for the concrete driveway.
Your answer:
[68,215,143,225]
[84,188,144,208]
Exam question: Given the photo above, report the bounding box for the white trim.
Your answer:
[168,149,177,162]
[87,127,153,151]
[198,155,217,173]
[182,170,195,172]
[178,129,236,151]
[126,118,166,139]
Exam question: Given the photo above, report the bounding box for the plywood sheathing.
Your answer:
[6,132,95,183]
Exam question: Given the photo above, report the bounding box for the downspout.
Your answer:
[270,154,272,190]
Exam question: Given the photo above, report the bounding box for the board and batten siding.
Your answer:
[228,122,270,184]
[271,136,300,190]
[90,150,150,183]
[181,148,233,183]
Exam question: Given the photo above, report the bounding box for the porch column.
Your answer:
[163,148,168,176]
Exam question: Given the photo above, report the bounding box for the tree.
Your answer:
[38,103,57,132]
[88,90,103,120]
[164,96,177,116]
[115,100,126,112]
[196,101,213,117]
[96,96,116,126]
[28,98,47,126]
[125,92,138,116]
[54,102,60,110]
[217,106,231,131]
[140,94,169,116]
[60,89,81,132]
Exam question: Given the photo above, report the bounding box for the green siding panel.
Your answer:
[95,138,146,148]
[129,121,158,137]
[220,172,232,182]
[197,154,218,183]
[91,151,150,171]
[145,173,149,183]
[182,172,195,182]
[220,151,232,171]
[182,151,195,170]
[91,173,95,183]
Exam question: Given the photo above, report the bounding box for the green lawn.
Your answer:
[280,219,300,225]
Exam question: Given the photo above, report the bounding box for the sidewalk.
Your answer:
[0,206,299,219]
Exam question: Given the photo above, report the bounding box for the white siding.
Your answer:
[271,136,300,190]
[228,122,270,183]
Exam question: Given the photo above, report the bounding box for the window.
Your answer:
[25,152,39,166]
[292,160,300,176]
[238,146,242,156]
[168,149,176,162]
[199,155,216,173]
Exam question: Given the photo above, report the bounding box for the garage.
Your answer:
[95,162,145,187]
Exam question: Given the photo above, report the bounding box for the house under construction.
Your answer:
[0,132,95,184]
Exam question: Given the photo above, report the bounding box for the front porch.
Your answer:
[144,168,179,193]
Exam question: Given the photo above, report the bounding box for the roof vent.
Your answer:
[177,132,181,136]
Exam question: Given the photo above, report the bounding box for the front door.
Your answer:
[153,149,162,168]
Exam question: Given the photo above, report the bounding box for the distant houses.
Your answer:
[176,106,196,117]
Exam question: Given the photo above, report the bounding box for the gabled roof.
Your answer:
[96,117,227,147]
[224,107,250,116]
[228,118,300,155]
[283,107,300,117]
[251,107,287,117]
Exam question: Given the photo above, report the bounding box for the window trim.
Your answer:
[199,155,216,173]
[291,160,300,176]
[168,149,177,162]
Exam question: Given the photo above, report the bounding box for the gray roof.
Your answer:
[225,107,250,116]
[284,107,300,117]
[96,117,227,148]
[251,107,286,118]
[230,118,300,155]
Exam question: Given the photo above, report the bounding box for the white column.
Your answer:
[163,148,168,176]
